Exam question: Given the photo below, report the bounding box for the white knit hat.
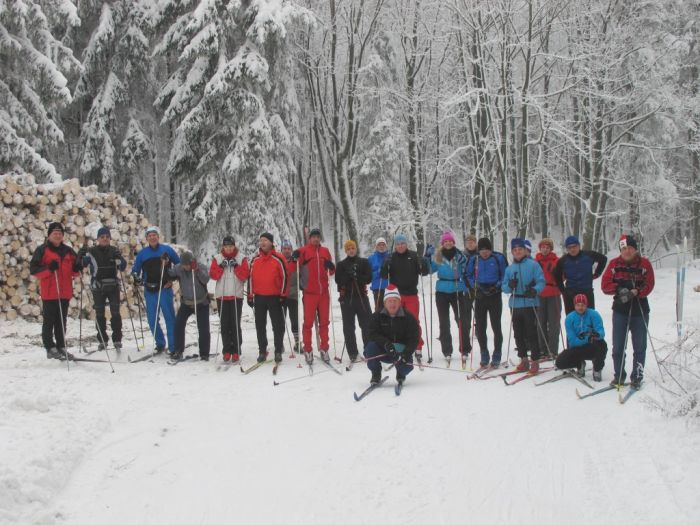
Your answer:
[145,226,160,236]
[376,237,387,246]
[383,285,401,302]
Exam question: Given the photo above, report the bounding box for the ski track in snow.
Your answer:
[0,265,699,524]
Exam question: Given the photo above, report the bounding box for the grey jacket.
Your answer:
[169,264,210,306]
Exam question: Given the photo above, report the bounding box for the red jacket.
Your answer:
[248,248,289,298]
[297,243,334,294]
[535,251,560,298]
[601,254,655,315]
[29,242,80,300]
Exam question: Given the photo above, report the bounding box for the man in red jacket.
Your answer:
[535,238,562,357]
[292,228,335,364]
[29,222,81,359]
[601,234,655,389]
[248,233,289,363]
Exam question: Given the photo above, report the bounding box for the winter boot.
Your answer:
[320,350,330,363]
[592,369,602,382]
[370,369,382,385]
[610,374,626,388]
[200,354,209,361]
[155,346,166,354]
[46,347,61,360]
[170,351,183,361]
[529,360,540,373]
[630,378,642,390]
[515,357,530,372]
[257,350,268,363]
[274,351,283,363]
[304,351,314,365]
[577,362,586,378]
[223,352,232,362]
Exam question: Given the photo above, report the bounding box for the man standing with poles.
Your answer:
[78,227,127,351]
[131,226,180,355]
[170,252,211,361]
[30,222,82,360]
[210,236,249,363]
[601,234,655,389]
[293,228,335,364]
[553,235,607,314]
[335,240,373,363]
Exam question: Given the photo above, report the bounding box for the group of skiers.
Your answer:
[29,222,655,390]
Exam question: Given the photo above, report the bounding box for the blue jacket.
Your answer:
[465,252,507,290]
[368,250,390,291]
[429,249,469,294]
[132,244,181,289]
[565,308,605,348]
[502,257,545,308]
[553,250,607,290]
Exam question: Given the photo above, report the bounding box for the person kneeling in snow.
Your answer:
[555,294,607,382]
[363,286,419,386]
[169,252,211,361]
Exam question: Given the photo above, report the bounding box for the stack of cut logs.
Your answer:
[0,173,152,322]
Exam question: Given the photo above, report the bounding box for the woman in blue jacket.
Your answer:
[555,294,607,382]
[368,237,390,312]
[502,239,545,372]
[428,232,471,361]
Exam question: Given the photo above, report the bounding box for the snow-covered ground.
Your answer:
[1,264,699,525]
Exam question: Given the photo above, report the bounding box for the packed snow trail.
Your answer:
[1,266,698,524]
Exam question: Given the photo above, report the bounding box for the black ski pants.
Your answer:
[217,298,243,355]
[282,297,299,338]
[92,288,122,344]
[512,307,540,361]
[175,302,211,357]
[42,299,69,350]
[254,295,285,354]
[474,292,503,365]
[555,340,608,372]
[340,295,372,359]
[435,291,472,357]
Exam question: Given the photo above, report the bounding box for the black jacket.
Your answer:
[81,245,127,284]
[335,256,372,299]
[379,250,430,295]
[367,307,420,356]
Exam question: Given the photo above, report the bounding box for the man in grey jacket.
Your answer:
[170,251,211,360]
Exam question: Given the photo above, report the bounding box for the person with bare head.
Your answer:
[368,237,389,311]
[535,238,562,357]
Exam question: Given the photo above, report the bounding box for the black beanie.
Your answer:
[477,237,492,251]
[222,235,235,246]
[48,222,65,234]
[260,232,274,243]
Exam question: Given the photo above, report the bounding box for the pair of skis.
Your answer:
[353,377,404,401]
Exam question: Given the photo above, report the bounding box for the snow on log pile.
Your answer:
[0,173,150,322]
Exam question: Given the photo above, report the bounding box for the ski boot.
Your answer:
[223,352,232,362]
[529,360,539,373]
[610,373,626,388]
[320,350,330,363]
[515,357,530,372]
[231,353,240,364]
[114,341,123,351]
[592,369,602,382]
[46,347,62,360]
[577,362,586,378]
[200,355,209,362]
[257,350,268,363]
[97,342,106,351]
[170,351,183,361]
[630,378,642,390]
[304,351,314,365]
[396,373,406,386]
[370,369,382,385]
[274,352,283,363]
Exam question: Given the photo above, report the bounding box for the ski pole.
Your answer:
[615,304,634,389]
[531,305,555,361]
[505,304,514,367]
[119,268,141,351]
[54,270,69,371]
[192,265,201,354]
[273,366,335,386]
[133,278,146,347]
[419,272,430,361]
[212,267,225,364]
[79,269,85,352]
[334,341,346,363]
[150,258,166,359]
[428,270,433,363]
[328,277,338,359]
[635,297,666,383]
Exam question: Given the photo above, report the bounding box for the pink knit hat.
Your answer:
[440,231,456,244]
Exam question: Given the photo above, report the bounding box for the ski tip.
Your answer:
[353,392,361,402]
[501,376,509,385]
[273,381,280,386]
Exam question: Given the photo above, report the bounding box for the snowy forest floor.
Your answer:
[1,266,699,525]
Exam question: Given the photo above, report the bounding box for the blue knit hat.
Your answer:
[394,234,408,244]
[97,226,111,238]
[511,238,526,249]
[281,239,293,249]
[565,235,580,247]
[524,239,532,252]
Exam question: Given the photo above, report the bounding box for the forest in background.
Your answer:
[2,0,699,258]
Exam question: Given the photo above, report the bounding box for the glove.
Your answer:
[291,249,301,261]
[384,342,397,358]
[77,247,87,259]
[132,274,142,285]
[398,353,413,365]
[617,287,631,303]
[424,244,435,258]
[577,332,587,340]
[190,260,198,270]
[220,259,229,268]
[508,277,518,290]
[324,259,335,271]
[524,286,537,298]
[81,256,90,267]
[160,253,170,262]
[48,260,59,271]
[589,331,600,341]
[117,259,127,271]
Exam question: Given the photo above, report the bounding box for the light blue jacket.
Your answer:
[502,257,545,308]
[565,308,605,348]
[429,250,469,294]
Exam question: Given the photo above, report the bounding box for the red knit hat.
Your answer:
[574,293,588,306]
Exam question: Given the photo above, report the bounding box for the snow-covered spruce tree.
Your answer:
[154,0,310,253]
[73,0,154,211]
[0,0,81,181]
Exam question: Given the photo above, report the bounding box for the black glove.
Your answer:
[220,259,229,268]
[324,259,335,271]
[508,277,518,290]
[132,274,143,285]
[77,247,87,259]
[384,342,397,358]
[424,244,435,258]
[291,249,300,261]
[524,285,537,298]
[48,260,59,272]
[160,253,170,262]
